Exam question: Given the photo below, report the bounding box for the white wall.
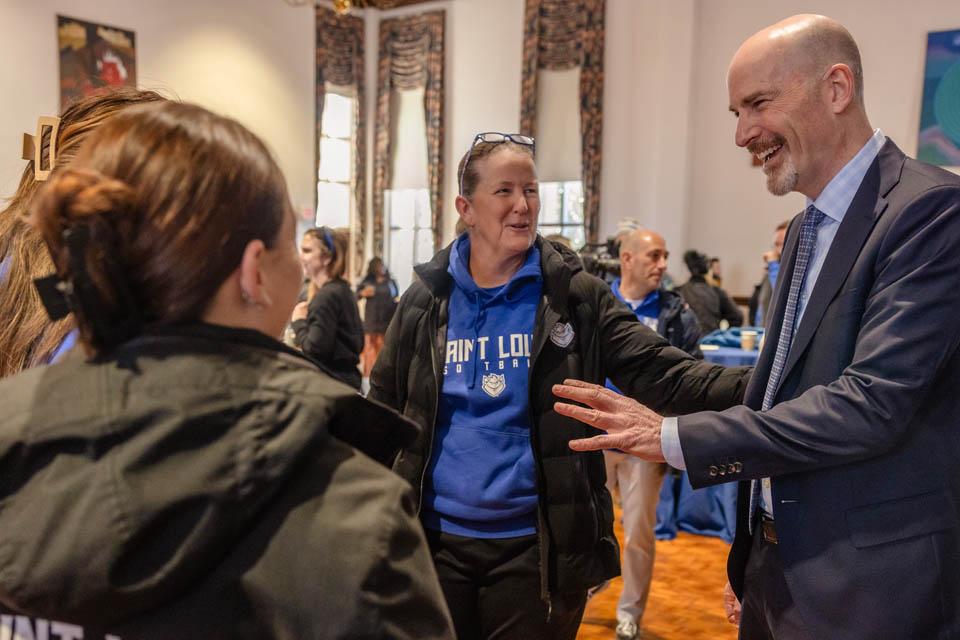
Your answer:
[377,0,696,268]
[406,0,960,297]
[0,0,701,283]
[0,0,315,213]
[430,0,524,241]
[687,0,960,296]
[4,0,959,298]
[359,0,524,258]
[601,0,697,278]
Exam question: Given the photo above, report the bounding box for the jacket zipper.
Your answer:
[527,295,553,614]
[417,298,445,516]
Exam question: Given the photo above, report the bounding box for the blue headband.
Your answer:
[319,227,336,256]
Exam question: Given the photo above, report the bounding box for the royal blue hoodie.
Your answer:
[610,277,660,330]
[607,278,660,394]
[421,234,543,538]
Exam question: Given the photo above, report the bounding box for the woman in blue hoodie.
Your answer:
[371,133,750,640]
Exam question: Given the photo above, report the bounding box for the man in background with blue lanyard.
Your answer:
[603,227,701,640]
[752,220,788,326]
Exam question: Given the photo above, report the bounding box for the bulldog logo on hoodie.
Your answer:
[481,373,506,398]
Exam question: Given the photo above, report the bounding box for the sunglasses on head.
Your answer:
[458,132,536,196]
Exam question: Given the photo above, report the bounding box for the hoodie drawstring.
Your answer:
[468,292,483,389]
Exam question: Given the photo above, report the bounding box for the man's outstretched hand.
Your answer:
[723,581,741,626]
[552,379,666,462]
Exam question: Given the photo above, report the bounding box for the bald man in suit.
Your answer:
[554,15,960,639]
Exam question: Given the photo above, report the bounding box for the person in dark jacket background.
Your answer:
[0,101,453,640]
[677,249,744,335]
[602,227,702,640]
[370,132,750,640]
[748,219,788,326]
[292,226,364,389]
[357,256,399,377]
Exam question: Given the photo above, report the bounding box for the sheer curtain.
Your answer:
[373,10,445,266]
[386,86,432,292]
[521,0,605,243]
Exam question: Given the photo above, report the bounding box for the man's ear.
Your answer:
[825,63,856,114]
[238,239,272,306]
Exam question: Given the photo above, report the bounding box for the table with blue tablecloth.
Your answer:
[654,329,761,542]
[698,345,758,367]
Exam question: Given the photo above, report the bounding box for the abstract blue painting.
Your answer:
[918,29,960,167]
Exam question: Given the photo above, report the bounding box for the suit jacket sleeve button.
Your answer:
[709,465,718,477]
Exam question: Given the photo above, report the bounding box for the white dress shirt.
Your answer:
[662,129,887,518]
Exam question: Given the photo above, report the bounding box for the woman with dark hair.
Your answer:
[677,249,744,335]
[371,132,750,639]
[292,225,364,389]
[0,101,452,639]
[0,87,166,378]
[357,256,399,376]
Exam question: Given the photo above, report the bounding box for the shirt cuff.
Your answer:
[660,417,687,470]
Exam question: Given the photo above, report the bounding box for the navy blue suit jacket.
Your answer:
[678,141,960,639]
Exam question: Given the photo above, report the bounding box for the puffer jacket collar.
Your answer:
[415,234,578,310]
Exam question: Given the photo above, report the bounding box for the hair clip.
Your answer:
[21,116,61,182]
[33,273,73,321]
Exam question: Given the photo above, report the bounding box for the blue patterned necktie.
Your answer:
[749,205,826,532]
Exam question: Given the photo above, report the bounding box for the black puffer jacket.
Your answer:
[0,323,453,640]
[370,237,751,602]
[358,275,399,334]
[656,288,703,358]
[676,275,744,335]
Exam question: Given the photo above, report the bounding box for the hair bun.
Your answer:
[36,168,136,228]
[30,168,142,352]
[31,167,138,278]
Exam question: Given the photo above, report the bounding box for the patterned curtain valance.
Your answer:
[317,6,363,86]
[521,0,605,243]
[373,10,445,257]
[537,0,586,70]
[388,33,431,90]
[316,6,366,275]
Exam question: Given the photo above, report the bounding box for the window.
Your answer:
[385,188,432,292]
[538,180,585,249]
[316,89,355,229]
[383,87,432,293]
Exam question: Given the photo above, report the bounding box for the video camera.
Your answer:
[578,235,621,283]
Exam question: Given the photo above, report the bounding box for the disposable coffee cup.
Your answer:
[740,330,758,351]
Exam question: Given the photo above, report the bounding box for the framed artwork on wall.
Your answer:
[918,28,960,167]
[57,15,137,110]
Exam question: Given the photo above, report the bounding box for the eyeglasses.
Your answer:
[458,132,536,196]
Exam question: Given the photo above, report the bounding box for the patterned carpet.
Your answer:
[576,503,739,640]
